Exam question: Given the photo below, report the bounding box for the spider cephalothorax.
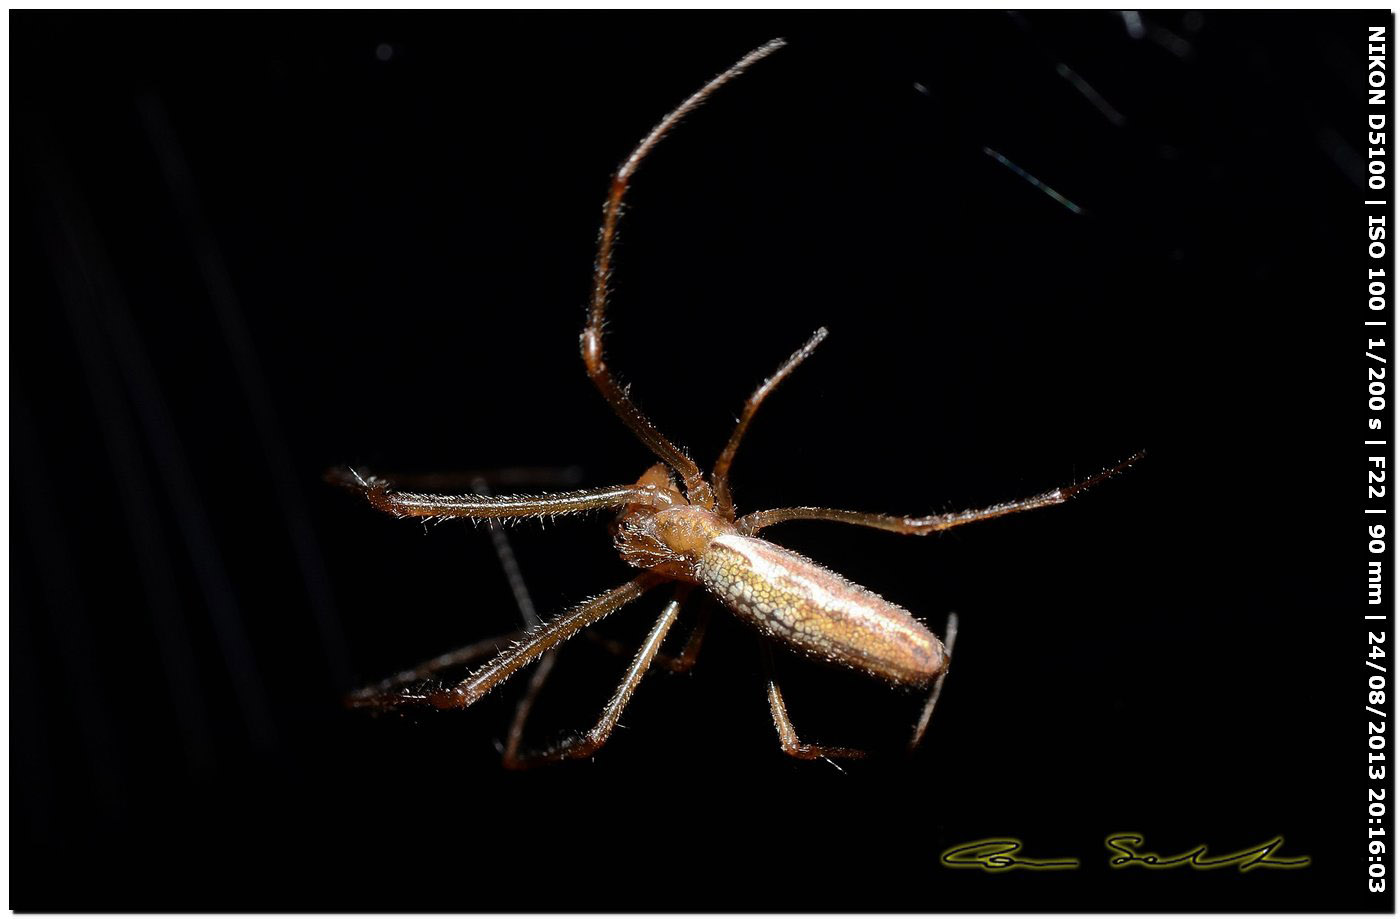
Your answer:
[611,464,729,581]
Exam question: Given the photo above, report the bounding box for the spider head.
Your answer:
[611,464,731,582]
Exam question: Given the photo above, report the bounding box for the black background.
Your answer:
[12,11,1390,912]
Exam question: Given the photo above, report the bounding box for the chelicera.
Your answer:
[332,38,1141,767]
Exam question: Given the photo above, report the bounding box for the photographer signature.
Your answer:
[941,835,1310,873]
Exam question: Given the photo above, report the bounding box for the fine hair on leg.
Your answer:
[504,588,689,767]
[580,39,787,505]
[429,574,661,710]
[327,466,673,522]
[740,452,1145,536]
[712,327,827,518]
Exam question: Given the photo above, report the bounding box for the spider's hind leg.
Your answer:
[909,612,959,751]
[761,642,868,762]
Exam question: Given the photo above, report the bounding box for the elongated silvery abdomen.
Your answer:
[695,533,947,687]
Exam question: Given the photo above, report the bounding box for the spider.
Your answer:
[331,38,1141,768]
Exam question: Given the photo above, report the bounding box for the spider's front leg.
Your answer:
[327,467,674,521]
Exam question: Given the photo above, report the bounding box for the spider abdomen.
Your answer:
[695,534,947,687]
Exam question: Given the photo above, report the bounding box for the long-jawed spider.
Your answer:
[331,38,1142,768]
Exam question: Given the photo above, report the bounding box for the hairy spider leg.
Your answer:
[655,604,709,674]
[340,473,595,715]
[429,574,661,710]
[464,475,574,767]
[344,467,585,491]
[345,576,655,715]
[327,472,686,758]
[581,39,787,507]
[761,642,868,761]
[738,451,1145,536]
[327,467,674,521]
[344,631,526,711]
[712,327,828,519]
[910,612,959,751]
[501,650,560,766]
[587,603,710,674]
[459,468,694,768]
[505,588,689,768]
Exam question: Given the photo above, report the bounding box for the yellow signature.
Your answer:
[941,839,1080,872]
[941,835,1310,873]
[1106,834,1310,872]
